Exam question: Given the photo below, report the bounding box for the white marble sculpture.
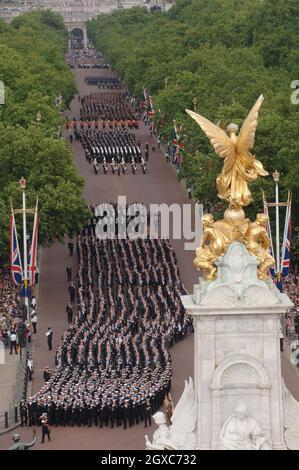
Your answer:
[219,404,272,450]
[145,378,197,450]
[282,379,299,450]
[201,242,280,307]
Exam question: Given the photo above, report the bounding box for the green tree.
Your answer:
[0,11,88,260]
[87,0,299,252]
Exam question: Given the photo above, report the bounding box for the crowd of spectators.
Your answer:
[284,268,299,339]
[0,266,19,346]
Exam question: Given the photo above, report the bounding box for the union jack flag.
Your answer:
[10,210,23,285]
[263,190,275,278]
[28,199,38,286]
[281,206,291,279]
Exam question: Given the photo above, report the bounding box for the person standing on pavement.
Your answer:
[43,367,51,382]
[144,399,152,428]
[280,329,284,352]
[10,331,18,355]
[66,265,72,282]
[46,327,53,351]
[68,239,74,256]
[27,356,34,381]
[66,303,73,324]
[68,282,76,303]
[31,296,36,310]
[40,413,51,443]
[20,400,28,427]
[31,311,37,334]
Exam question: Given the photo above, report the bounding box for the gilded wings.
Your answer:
[186,95,268,207]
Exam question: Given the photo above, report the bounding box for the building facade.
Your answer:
[0,1,174,47]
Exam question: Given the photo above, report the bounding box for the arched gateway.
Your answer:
[71,27,84,49]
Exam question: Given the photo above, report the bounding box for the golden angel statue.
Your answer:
[186,95,268,208]
[194,214,235,280]
[245,213,275,280]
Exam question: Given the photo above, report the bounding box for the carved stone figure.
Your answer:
[219,404,271,450]
[245,213,275,280]
[145,412,173,450]
[8,429,36,450]
[145,378,197,450]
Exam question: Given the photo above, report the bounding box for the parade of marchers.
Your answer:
[21,206,193,429]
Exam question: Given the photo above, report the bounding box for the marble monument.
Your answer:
[145,95,299,450]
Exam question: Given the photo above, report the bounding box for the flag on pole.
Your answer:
[28,199,38,287]
[10,206,23,286]
[281,195,291,279]
[262,190,275,278]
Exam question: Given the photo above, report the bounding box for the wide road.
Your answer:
[0,61,196,450]
[1,58,298,451]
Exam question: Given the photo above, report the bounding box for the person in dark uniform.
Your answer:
[144,399,152,428]
[122,400,129,429]
[40,413,51,443]
[68,239,74,256]
[20,401,28,427]
[66,303,73,324]
[46,327,53,351]
[43,367,51,382]
[68,282,76,303]
[66,265,72,282]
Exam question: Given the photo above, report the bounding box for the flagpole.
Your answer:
[281,190,290,268]
[19,177,29,322]
[273,170,280,277]
[262,190,275,268]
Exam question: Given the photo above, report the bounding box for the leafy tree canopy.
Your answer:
[88,0,299,252]
[0,11,90,261]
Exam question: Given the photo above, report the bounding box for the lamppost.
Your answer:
[192,97,197,111]
[19,177,29,321]
[273,169,280,277]
[164,77,168,89]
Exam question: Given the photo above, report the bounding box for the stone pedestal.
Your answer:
[181,242,293,450]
